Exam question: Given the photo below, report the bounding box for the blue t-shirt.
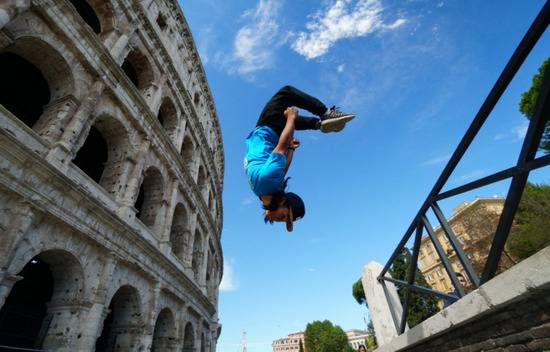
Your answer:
[244,126,286,197]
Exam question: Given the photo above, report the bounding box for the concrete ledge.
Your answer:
[375,245,550,352]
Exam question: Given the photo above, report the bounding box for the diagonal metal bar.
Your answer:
[481,53,550,284]
[436,153,550,200]
[381,1,550,286]
[378,223,416,279]
[422,215,465,297]
[431,202,480,288]
[399,223,423,334]
[381,277,459,302]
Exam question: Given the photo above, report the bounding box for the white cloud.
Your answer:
[421,154,450,166]
[291,0,406,60]
[219,260,238,292]
[233,0,284,75]
[337,64,345,72]
[494,133,506,141]
[241,196,255,206]
[512,122,528,140]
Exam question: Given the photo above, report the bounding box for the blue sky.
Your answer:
[180,1,550,351]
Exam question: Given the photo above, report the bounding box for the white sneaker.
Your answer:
[320,106,355,133]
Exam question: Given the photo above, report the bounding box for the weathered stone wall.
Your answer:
[0,0,223,350]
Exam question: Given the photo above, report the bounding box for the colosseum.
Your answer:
[0,0,224,351]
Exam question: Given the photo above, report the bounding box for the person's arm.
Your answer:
[273,107,297,154]
[284,138,300,174]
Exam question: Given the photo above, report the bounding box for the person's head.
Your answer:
[358,344,367,352]
[456,272,467,287]
[263,192,305,232]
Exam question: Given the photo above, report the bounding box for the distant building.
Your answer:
[272,332,304,352]
[418,198,516,305]
[346,329,370,350]
[273,329,371,351]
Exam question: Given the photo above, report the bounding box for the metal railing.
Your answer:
[378,1,550,335]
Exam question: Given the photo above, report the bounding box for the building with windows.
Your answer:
[346,329,370,350]
[273,332,304,352]
[418,198,515,300]
[272,330,371,351]
[0,0,223,351]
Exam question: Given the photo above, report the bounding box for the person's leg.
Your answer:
[294,115,320,130]
[256,85,327,135]
[271,85,328,116]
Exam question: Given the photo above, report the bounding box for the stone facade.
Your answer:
[0,0,223,351]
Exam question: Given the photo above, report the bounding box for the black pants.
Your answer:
[255,85,328,136]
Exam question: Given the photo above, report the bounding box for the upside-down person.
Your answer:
[244,85,355,232]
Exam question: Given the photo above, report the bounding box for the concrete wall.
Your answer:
[375,246,550,352]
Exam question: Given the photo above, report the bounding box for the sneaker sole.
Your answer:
[320,114,355,133]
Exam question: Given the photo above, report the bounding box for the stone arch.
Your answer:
[200,331,206,352]
[67,0,116,36]
[0,250,85,349]
[135,166,165,229]
[158,96,179,142]
[151,308,177,352]
[121,47,155,96]
[95,285,143,352]
[0,36,74,130]
[73,114,130,195]
[169,203,189,261]
[197,165,208,203]
[191,229,203,282]
[181,133,196,174]
[68,0,101,33]
[183,322,195,352]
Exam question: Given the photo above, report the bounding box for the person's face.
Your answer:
[359,346,367,352]
[458,275,467,287]
[265,207,290,222]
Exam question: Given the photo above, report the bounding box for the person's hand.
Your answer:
[284,107,298,120]
[290,138,300,150]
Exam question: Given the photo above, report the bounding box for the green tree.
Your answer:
[519,57,549,153]
[352,278,366,305]
[507,182,550,259]
[299,339,304,352]
[304,320,350,352]
[389,248,440,327]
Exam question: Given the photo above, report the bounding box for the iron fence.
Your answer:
[377,1,550,335]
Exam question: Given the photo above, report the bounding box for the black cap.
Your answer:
[285,192,305,232]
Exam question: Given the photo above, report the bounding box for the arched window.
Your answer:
[72,115,129,195]
[0,251,84,349]
[183,322,195,352]
[192,230,203,282]
[181,134,196,173]
[157,97,179,141]
[121,49,154,93]
[151,308,177,352]
[0,52,50,128]
[135,167,164,229]
[72,126,108,182]
[0,37,74,137]
[169,203,189,260]
[68,0,101,34]
[95,286,142,352]
[197,165,208,203]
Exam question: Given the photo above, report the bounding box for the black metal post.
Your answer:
[422,216,465,297]
[381,277,459,302]
[399,223,423,334]
[431,202,480,287]
[480,54,550,284]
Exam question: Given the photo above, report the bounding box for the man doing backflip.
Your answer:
[244,85,355,232]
